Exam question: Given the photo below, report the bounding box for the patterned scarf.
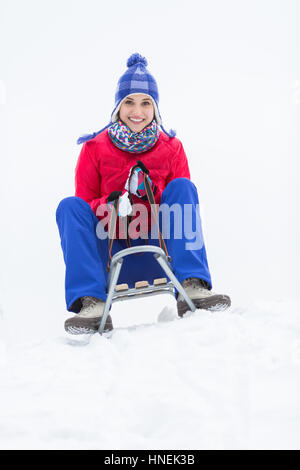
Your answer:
[108,119,160,153]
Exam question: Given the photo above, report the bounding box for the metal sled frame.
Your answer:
[98,245,196,334]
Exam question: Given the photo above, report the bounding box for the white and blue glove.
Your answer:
[107,190,132,217]
[125,164,153,199]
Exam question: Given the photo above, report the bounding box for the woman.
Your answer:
[56,53,231,334]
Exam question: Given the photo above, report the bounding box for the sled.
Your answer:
[98,245,196,334]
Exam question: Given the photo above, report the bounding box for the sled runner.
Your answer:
[98,245,196,334]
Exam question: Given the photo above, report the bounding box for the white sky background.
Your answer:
[0,0,299,338]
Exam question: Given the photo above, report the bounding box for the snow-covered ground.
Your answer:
[0,297,299,450]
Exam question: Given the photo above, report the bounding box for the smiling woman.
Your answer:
[119,93,155,133]
[56,52,231,335]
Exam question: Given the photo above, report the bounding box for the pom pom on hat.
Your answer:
[127,53,148,68]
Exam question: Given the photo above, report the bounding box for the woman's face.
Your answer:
[119,94,155,133]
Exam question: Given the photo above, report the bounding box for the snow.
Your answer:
[1,298,299,450]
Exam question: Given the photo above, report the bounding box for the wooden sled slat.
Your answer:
[135,280,149,289]
[154,278,167,285]
[115,283,129,292]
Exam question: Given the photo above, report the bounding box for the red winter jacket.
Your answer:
[75,129,190,235]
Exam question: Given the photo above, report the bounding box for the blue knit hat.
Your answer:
[77,53,176,144]
[111,53,161,125]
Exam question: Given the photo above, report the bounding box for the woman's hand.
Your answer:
[125,163,153,198]
[107,190,132,217]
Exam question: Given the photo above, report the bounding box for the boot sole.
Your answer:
[64,315,113,335]
[177,295,231,317]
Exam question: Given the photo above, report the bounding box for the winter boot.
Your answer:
[177,278,231,317]
[64,296,113,334]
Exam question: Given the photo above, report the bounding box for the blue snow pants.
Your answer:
[56,178,212,312]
